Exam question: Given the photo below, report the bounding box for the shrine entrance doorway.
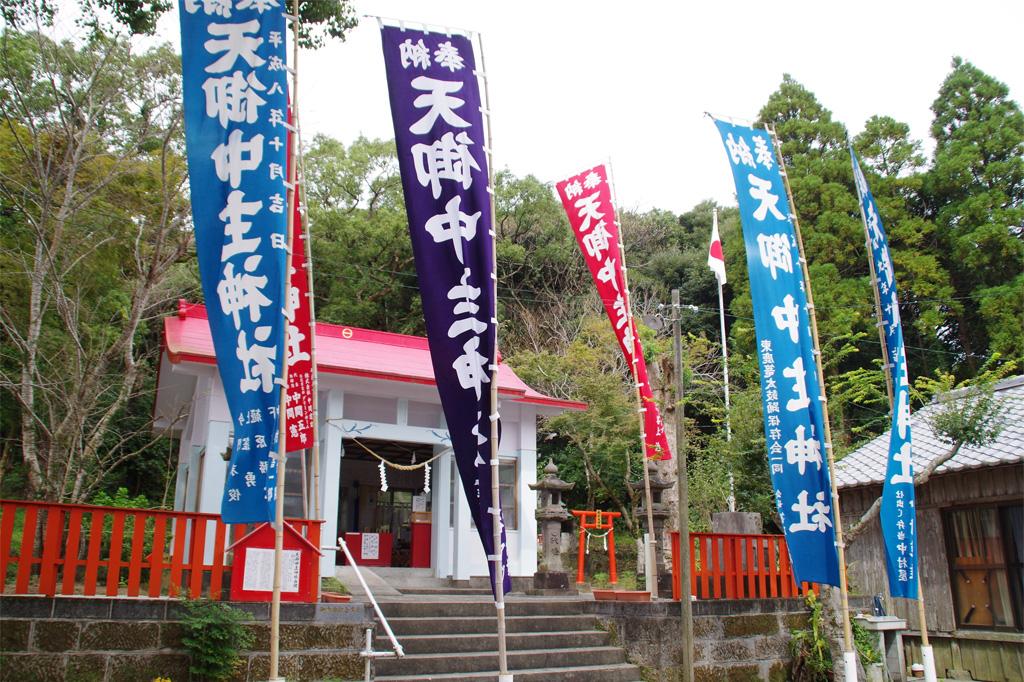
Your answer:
[336,437,435,568]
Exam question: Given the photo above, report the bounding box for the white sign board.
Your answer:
[361,533,380,560]
[242,548,301,593]
[412,495,427,513]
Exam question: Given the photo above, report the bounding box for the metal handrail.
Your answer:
[332,535,403,681]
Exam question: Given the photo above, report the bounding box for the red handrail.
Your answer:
[670,531,818,600]
[0,499,322,601]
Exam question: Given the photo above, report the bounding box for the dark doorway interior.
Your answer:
[337,438,433,567]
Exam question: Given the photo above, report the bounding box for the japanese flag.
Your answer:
[707,211,727,284]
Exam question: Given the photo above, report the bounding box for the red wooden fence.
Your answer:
[0,499,321,601]
[671,531,818,600]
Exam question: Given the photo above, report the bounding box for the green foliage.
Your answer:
[92,487,152,510]
[180,600,254,681]
[0,26,193,503]
[321,576,349,595]
[788,592,833,682]
[509,317,643,531]
[590,570,638,590]
[305,135,423,333]
[922,57,1024,369]
[852,619,882,666]
[0,0,355,43]
[914,357,1016,449]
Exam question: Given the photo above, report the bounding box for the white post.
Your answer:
[474,30,511,682]
[713,209,735,512]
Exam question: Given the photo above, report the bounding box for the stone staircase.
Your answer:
[372,598,642,681]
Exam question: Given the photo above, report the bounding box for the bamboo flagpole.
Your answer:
[269,1,301,678]
[606,162,659,597]
[474,30,511,681]
[710,208,736,511]
[768,127,858,680]
[852,155,938,682]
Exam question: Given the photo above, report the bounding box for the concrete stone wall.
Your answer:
[588,596,872,682]
[0,596,372,682]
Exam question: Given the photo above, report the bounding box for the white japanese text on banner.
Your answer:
[178,0,289,523]
[852,149,918,599]
[714,120,840,587]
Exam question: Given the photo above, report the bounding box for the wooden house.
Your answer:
[836,375,1024,681]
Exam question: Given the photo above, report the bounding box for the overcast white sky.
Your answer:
[146,0,1023,214]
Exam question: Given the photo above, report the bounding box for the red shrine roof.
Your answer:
[163,301,586,412]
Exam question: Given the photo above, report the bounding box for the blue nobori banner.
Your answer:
[851,149,918,599]
[713,120,840,587]
[380,25,510,596]
[179,0,290,523]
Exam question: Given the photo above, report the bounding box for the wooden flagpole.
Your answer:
[768,127,858,679]
[606,162,659,597]
[672,289,694,682]
[853,159,937,682]
[270,0,300,678]
[475,30,511,681]
[713,208,736,512]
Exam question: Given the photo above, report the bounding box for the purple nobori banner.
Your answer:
[379,25,510,596]
[851,149,918,599]
[713,120,840,587]
[179,0,290,523]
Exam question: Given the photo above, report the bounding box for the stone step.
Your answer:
[398,586,494,596]
[377,630,610,654]
[384,614,600,636]
[378,599,588,619]
[375,662,643,682]
[375,646,627,676]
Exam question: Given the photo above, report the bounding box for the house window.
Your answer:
[283,449,314,519]
[944,505,1024,630]
[448,456,519,531]
[499,458,518,531]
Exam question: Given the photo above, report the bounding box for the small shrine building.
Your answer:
[153,302,585,579]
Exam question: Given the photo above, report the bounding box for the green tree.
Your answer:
[0,28,193,502]
[303,134,424,333]
[853,116,953,376]
[0,0,356,46]
[509,317,644,532]
[922,57,1024,369]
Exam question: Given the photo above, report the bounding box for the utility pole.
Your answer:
[672,289,693,682]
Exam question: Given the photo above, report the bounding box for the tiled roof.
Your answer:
[835,375,1024,489]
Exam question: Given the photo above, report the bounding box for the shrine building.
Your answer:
[153,301,585,579]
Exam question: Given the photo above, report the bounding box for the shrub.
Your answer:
[180,600,254,681]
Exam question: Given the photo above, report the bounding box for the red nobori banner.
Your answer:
[556,164,671,460]
[284,133,315,454]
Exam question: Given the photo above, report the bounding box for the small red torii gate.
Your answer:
[571,509,620,586]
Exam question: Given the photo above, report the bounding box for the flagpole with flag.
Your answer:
[269,0,301,677]
[607,161,660,597]
[376,20,512,678]
[769,126,857,680]
[851,148,937,682]
[707,208,735,511]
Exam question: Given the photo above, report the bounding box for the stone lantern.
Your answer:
[529,459,574,591]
